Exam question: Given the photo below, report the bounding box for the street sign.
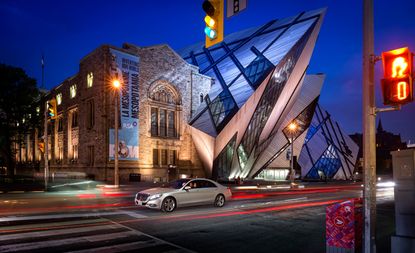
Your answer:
[226,0,247,18]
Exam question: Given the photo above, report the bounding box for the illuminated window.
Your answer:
[70,85,77,98]
[87,72,93,88]
[71,110,78,128]
[59,146,63,160]
[56,93,62,105]
[72,144,78,160]
[58,117,63,132]
[153,149,159,166]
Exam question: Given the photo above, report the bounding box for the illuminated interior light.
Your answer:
[397,81,408,100]
[391,57,408,78]
[56,93,62,105]
[204,16,216,27]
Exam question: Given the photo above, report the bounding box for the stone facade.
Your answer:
[17,43,212,182]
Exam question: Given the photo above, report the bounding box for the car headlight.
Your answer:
[148,193,163,200]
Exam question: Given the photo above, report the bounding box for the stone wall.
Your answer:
[20,43,212,182]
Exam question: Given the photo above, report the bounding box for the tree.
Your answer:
[0,64,40,176]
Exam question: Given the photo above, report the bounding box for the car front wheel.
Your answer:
[161,197,176,212]
[214,194,225,207]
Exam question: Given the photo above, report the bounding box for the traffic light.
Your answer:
[47,98,58,120]
[381,47,413,105]
[203,0,224,48]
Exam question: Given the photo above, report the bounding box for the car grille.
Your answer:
[136,193,150,201]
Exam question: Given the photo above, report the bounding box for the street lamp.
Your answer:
[288,122,298,187]
[113,79,120,188]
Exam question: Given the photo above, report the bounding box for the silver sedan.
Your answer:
[134,178,232,212]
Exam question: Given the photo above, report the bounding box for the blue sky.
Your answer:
[1,0,414,141]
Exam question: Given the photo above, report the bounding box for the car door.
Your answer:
[176,180,201,206]
[193,180,217,204]
[201,180,219,203]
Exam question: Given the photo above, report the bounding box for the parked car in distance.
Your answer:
[135,178,232,212]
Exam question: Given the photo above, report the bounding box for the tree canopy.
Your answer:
[0,64,40,175]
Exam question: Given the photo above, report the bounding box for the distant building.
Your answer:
[349,119,407,175]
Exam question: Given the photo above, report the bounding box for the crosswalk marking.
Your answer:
[0,218,107,233]
[0,231,136,252]
[0,224,120,242]
[0,216,195,253]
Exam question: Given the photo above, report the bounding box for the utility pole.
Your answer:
[43,100,49,191]
[363,0,377,252]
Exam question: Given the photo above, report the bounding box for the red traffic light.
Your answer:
[381,47,413,106]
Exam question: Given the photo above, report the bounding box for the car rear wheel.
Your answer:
[214,194,225,207]
[161,197,176,212]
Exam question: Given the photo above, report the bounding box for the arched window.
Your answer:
[200,93,204,103]
[149,83,181,138]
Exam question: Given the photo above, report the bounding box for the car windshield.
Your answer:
[166,179,191,189]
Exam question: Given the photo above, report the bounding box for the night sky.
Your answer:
[1,0,415,142]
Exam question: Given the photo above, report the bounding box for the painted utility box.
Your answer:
[326,198,363,253]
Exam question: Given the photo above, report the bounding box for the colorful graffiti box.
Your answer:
[326,198,362,250]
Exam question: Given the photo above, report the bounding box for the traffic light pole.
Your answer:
[43,100,49,191]
[363,0,376,252]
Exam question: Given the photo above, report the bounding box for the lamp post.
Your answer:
[288,122,298,187]
[113,79,120,188]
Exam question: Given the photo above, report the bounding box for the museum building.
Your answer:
[15,8,359,182]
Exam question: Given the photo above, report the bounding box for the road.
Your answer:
[0,183,395,253]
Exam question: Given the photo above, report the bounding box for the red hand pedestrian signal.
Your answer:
[381,47,413,105]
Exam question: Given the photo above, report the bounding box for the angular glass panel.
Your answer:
[229,75,254,108]
[224,26,258,46]
[208,88,237,129]
[298,8,325,21]
[244,54,274,89]
[263,18,317,66]
[212,134,237,180]
[195,54,212,72]
[236,20,315,172]
[205,69,223,99]
[305,145,342,179]
[217,56,241,86]
[282,97,318,141]
[210,47,227,61]
[263,15,300,33]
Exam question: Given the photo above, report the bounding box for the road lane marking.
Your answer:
[118,210,148,219]
[107,219,197,253]
[237,197,307,208]
[66,240,166,253]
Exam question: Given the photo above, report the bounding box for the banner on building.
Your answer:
[109,48,140,161]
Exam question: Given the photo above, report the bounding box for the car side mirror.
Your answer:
[184,186,191,191]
